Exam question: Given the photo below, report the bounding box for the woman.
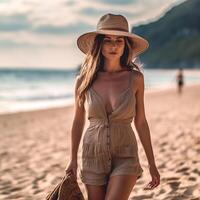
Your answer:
[65,13,160,200]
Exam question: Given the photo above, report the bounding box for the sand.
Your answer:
[0,84,200,200]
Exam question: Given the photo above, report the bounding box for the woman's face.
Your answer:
[101,34,125,60]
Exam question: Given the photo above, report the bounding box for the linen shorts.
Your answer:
[80,144,143,186]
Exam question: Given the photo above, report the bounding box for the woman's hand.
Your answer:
[65,159,78,179]
[144,164,160,190]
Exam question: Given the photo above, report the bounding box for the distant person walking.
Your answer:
[176,68,184,94]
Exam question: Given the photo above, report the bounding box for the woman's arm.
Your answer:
[134,72,155,167]
[134,72,160,189]
[70,75,86,161]
[65,75,86,177]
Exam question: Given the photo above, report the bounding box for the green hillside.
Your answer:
[132,0,200,68]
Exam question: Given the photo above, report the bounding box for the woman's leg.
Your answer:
[85,184,107,200]
[105,175,138,200]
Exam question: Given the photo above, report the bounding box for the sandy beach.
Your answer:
[0,84,200,200]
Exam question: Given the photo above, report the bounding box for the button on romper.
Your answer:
[80,70,143,186]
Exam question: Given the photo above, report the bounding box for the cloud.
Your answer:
[0,14,31,31]
[0,0,186,68]
[89,0,136,5]
[33,22,93,35]
[0,31,76,48]
[0,0,186,34]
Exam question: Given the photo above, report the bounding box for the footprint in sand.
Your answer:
[177,161,185,166]
[188,176,197,181]
[192,169,200,176]
[176,167,190,173]
[157,188,166,195]
[158,163,166,169]
[130,194,153,200]
[168,181,181,190]
[162,177,181,192]
[182,184,198,196]
[159,147,166,153]
[163,177,180,181]
[160,141,168,146]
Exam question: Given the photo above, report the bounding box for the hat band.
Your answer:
[98,27,128,32]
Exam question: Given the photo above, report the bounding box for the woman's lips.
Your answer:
[109,52,117,54]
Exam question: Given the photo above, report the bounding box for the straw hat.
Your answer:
[77,13,149,57]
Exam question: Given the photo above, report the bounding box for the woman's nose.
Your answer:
[111,41,117,46]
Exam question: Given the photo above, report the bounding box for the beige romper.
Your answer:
[80,70,143,185]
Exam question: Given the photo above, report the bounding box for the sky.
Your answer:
[0,0,186,69]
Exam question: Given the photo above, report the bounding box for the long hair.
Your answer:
[77,34,141,107]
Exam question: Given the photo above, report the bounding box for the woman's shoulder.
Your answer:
[131,69,144,81]
[130,69,144,89]
[74,75,85,93]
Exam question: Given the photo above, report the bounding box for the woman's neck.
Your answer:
[103,59,123,72]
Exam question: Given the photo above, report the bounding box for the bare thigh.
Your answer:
[105,175,138,200]
[85,184,107,200]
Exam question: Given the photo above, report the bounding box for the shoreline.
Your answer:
[1,82,200,116]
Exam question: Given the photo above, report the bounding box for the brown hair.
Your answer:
[77,34,141,107]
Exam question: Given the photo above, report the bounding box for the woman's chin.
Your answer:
[106,54,121,59]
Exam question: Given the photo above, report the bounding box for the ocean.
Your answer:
[0,67,200,115]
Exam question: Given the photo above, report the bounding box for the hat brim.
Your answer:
[77,30,149,57]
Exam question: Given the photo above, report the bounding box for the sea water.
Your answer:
[0,67,200,114]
